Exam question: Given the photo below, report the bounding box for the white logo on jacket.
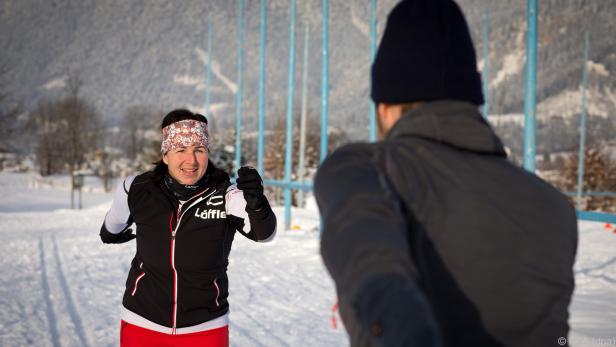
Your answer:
[195,207,226,220]
[206,195,224,206]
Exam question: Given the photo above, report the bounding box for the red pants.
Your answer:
[120,321,229,347]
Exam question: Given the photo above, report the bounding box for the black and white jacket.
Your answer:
[101,168,276,335]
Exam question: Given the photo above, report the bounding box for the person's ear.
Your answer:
[162,153,169,165]
[377,103,388,121]
[379,103,402,127]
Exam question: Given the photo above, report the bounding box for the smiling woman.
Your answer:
[99,109,277,347]
[163,144,208,185]
[160,116,210,186]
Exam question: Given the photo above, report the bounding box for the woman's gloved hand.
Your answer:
[236,166,265,211]
[100,227,136,244]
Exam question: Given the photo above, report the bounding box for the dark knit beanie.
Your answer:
[371,0,484,105]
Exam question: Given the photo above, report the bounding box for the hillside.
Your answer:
[1,0,614,140]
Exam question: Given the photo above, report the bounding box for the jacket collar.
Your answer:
[386,100,507,157]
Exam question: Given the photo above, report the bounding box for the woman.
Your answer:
[100,109,277,346]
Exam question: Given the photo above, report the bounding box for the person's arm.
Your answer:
[226,167,276,242]
[315,144,442,347]
[100,176,136,244]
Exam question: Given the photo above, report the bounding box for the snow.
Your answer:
[350,0,369,38]
[0,173,344,347]
[569,221,616,346]
[1,172,615,346]
[490,30,526,89]
[40,77,67,91]
[173,74,206,90]
[195,47,239,94]
[588,61,609,77]
[487,113,525,126]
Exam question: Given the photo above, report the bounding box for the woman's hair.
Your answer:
[160,109,208,129]
[152,109,222,180]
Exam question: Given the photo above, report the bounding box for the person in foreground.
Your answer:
[100,109,276,347]
[314,1,578,346]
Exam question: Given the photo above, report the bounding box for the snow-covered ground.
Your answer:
[0,172,615,347]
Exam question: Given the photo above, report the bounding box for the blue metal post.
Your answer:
[576,211,616,224]
[482,9,490,120]
[523,0,538,172]
[298,24,309,208]
[257,0,267,175]
[235,0,245,172]
[284,0,297,230]
[369,0,377,141]
[205,19,213,117]
[320,0,329,162]
[576,31,590,210]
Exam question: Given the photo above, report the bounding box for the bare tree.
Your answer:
[263,112,347,181]
[560,147,616,212]
[102,104,165,179]
[0,62,23,154]
[33,100,62,175]
[66,68,83,98]
[33,72,102,176]
[119,105,162,160]
[262,110,348,205]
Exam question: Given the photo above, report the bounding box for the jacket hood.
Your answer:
[386,100,507,157]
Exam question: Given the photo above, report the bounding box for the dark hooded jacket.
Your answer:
[315,100,578,347]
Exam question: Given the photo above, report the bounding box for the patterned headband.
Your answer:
[161,119,209,154]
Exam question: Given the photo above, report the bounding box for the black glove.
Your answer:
[100,226,136,244]
[236,166,265,210]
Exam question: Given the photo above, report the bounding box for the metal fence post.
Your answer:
[576,31,590,210]
[235,0,245,172]
[320,0,329,163]
[205,19,213,117]
[523,0,538,172]
[257,0,267,175]
[284,0,297,230]
[369,0,377,141]
[298,24,310,208]
[482,8,490,120]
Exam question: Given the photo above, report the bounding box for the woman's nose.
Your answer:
[185,152,197,164]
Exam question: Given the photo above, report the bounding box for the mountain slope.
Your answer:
[1,0,614,136]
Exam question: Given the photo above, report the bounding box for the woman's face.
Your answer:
[162,145,209,185]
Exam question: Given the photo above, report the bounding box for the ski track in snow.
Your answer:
[28,233,94,347]
[1,173,615,346]
[39,238,61,347]
[50,236,91,347]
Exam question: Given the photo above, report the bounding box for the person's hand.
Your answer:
[100,227,136,244]
[236,166,265,210]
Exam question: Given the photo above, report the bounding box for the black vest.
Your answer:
[123,170,239,328]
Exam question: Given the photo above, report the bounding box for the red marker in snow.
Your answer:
[605,223,612,230]
[331,301,339,329]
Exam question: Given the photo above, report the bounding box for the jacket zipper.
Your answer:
[169,212,178,334]
[169,189,215,334]
[213,277,220,307]
[131,272,145,296]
